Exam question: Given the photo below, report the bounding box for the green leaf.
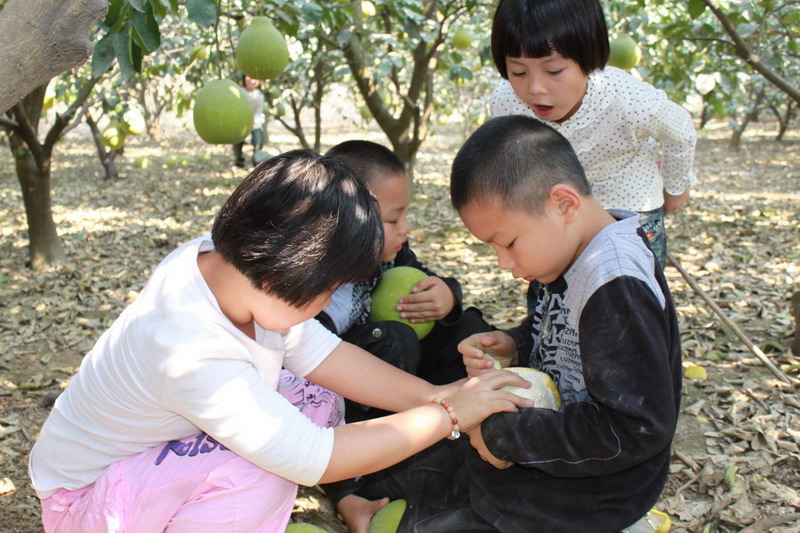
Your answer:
[186,0,217,28]
[92,33,116,78]
[127,0,147,12]
[688,0,705,19]
[148,0,168,18]
[104,0,125,25]
[132,4,160,53]
[735,22,758,37]
[112,28,135,78]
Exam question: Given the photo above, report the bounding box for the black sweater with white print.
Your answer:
[469,211,682,533]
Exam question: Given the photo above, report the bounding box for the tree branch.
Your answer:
[0,0,108,114]
[702,0,800,104]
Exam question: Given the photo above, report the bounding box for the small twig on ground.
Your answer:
[674,450,702,472]
[739,513,800,533]
[668,253,797,387]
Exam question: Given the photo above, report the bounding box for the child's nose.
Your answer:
[527,74,545,95]
[497,252,516,271]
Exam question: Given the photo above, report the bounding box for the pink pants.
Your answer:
[40,371,343,533]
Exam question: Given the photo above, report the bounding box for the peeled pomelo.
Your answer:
[503,367,561,410]
[369,266,434,340]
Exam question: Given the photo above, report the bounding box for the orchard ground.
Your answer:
[0,112,798,532]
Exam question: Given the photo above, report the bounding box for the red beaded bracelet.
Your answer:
[431,397,461,440]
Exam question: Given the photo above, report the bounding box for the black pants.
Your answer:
[322,308,493,507]
[233,128,264,167]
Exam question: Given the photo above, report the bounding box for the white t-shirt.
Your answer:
[29,236,340,498]
[491,66,697,212]
[246,88,266,129]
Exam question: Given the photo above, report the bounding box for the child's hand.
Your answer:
[467,427,514,470]
[458,331,517,377]
[445,369,532,432]
[396,276,456,323]
[663,189,690,214]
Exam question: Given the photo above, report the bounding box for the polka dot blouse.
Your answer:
[491,66,697,212]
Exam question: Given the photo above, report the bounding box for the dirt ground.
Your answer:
[0,117,798,532]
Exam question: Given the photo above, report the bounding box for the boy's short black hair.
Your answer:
[492,0,609,77]
[212,149,384,307]
[451,115,591,214]
[326,140,406,186]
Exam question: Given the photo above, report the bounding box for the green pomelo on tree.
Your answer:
[359,106,372,119]
[235,17,290,80]
[451,28,472,50]
[191,44,209,61]
[369,267,434,340]
[361,0,376,18]
[607,34,641,70]
[102,121,126,149]
[121,109,146,135]
[367,499,407,533]
[192,79,254,144]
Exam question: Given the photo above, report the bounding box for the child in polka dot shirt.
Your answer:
[490,0,697,269]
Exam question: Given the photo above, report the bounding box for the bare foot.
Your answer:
[337,494,390,533]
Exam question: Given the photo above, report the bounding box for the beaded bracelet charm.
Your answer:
[431,397,461,440]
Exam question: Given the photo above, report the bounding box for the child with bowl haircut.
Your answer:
[410,115,681,533]
[316,140,495,531]
[490,0,697,269]
[28,149,530,533]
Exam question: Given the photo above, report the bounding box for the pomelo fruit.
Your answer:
[285,523,328,533]
[361,0,376,18]
[452,28,472,50]
[102,121,126,149]
[369,266,434,340]
[191,44,209,61]
[132,156,150,169]
[608,34,641,70]
[235,17,290,80]
[367,499,406,533]
[121,108,146,135]
[192,79,254,144]
[503,367,561,410]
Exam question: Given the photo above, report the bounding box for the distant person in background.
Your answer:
[233,74,265,168]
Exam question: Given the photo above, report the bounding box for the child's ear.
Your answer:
[548,184,581,223]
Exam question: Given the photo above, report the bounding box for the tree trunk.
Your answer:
[729,88,765,149]
[9,134,65,269]
[0,0,107,114]
[769,101,795,142]
[86,113,121,181]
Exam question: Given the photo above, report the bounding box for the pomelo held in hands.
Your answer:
[235,17,290,80]
[192,79,254,144]
[502,367,561,410]
[369,266,434,340]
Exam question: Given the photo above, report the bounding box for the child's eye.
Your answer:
[510,71,526,78]
[547,69,564,75]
